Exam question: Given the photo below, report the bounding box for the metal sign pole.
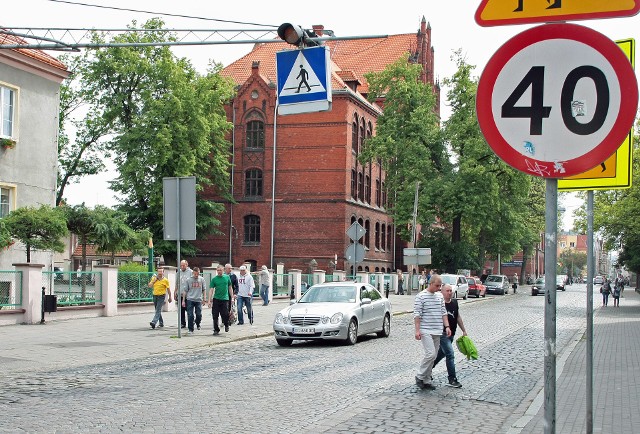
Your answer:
[586,190,594,433]
[544,178,558,434]
[176,178,182,339]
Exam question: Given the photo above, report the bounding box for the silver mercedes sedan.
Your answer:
[273,281,391,346]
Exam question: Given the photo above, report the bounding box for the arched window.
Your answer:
[244,169,263,197]
[387,224,392,250]
[375,222,380,249]
[351,169,357,199]
[359,121,365,154]
[246,120,264,149]
[358,172,364,201]
[381,224,386,252]
[375,179,381,206]
[382,182,387,208]
[364,220,370,248]
[352,115,359,154]
[365,174,371,204]
[244,215,260,243]
[358,218,364,245]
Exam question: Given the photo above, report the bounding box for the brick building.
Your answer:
[195,18,439,274]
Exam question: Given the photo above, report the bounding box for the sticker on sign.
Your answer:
[477,24,638,178]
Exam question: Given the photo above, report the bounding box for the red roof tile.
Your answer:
[0,31,67,71]
[72,243,132,258]
[221,33,418,95]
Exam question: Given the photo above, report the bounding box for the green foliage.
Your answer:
[362,55,448,240]
[0,219,11,249]
[3,205,68,262]
[118,262,149,273]
[558,248,587,277]
[60,19,236,264]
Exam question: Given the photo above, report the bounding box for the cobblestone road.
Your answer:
[0,286,592,433]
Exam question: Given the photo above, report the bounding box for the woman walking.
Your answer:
[601,278,612,307]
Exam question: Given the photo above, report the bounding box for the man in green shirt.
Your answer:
[207,264,233,335]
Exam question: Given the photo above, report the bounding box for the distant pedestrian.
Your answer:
[414,274,451,391]
[433,284,467,388]
[612,277,623,307]
[148,267,171,329]
[419,271,428,290]
[397,269,405,295]
[181,267,205,332]
[224,263,239,296]
[259,265,270,306]
[236,265,255,325]
[601,278,612,307]
[207,265,233,335]
[176,260,192,329]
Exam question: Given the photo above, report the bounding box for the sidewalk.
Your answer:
[515,286,640,433]
[0,292,418,375]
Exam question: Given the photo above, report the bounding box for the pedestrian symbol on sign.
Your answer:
[296,65,311,93]
[279,51,325,98]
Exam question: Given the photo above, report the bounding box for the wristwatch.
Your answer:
[445,326,450,329]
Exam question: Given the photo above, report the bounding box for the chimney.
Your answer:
[312,25,324,36]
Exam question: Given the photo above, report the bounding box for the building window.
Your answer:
[359,121,365,154]
[1,86,15,138]
[358,218,364,245]
[351,169,356,199]
[375,179,381,206]
[246,120,264,149]
[375,222,380,249]
[244,215,260,243]
[358,172,364,201]
[382,182,387,208]
[244,169,263,197]
[381,224,386,251]
[364,220,370,249]
[365,175,371,204]
[0,185,15,218]
[387,224,392,251]
[570,242,575,248]
[352,117,358,154]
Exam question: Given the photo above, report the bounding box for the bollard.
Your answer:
[40,287,45,324]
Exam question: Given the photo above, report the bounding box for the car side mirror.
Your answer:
[289,299,297,305]
[361,298,372,305]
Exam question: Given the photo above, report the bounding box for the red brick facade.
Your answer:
[194,18,439,273]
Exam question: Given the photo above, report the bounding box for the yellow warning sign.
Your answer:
[476,0,640,27]
[558,39,635,191]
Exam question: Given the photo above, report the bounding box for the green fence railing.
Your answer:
[43,271,102,306]
[0,270,22,309]
[118,272,155,303]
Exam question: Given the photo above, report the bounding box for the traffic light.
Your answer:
[277,23,320,47]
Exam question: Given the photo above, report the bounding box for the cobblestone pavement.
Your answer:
[0,285,625,433]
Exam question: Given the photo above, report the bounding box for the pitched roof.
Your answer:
[0,31,67,71]
[72,243,132,258]
[221,33,418,95]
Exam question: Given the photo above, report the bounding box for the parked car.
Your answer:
[466,276,486,298]
[531,276,567,295]
[484,274,510,295]
[594,275,605,285]
[440,274,469,300]
[273,281,391,346]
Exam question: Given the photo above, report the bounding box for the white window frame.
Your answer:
[0,82,18,139]
[0,183,17,218]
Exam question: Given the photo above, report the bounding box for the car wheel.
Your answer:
[276,338,292,347]
[463,292,468,300]
[454,291,458,299]
[345,319,358,345]
[377,314,391,338]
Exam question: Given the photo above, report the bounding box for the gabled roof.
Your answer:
[0,31,67,71]
[72,244,132,258]
[221,33,418,95]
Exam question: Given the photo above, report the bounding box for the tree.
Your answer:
[361,55,448,242]
[61,19,236,264]
[558,248,587,278]
[64,204,96,273]
[0,219,12,250]
[3,206,67,262]
[92,206,150,263]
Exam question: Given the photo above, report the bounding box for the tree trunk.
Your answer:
[26,243,31,263]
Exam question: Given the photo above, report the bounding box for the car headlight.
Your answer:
[321,316,330,324]
[275,313,284,324]
[330,312,343,324]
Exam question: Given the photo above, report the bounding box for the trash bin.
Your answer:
[44,294,57,312]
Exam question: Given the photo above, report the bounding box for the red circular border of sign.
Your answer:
[477,23,638,178]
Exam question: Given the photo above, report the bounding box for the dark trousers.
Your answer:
[211,298,230,332]
[186,300,202,331]
[180,302,187,327]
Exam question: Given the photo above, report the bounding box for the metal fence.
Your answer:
[117,272,155,303]
[0,270,22,309]
[42,271,102,306]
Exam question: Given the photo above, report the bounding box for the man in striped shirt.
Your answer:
[414,274,451,390]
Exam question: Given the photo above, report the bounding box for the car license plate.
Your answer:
[293,327,315,334]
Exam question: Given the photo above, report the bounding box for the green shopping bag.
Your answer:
[456,335,478,360]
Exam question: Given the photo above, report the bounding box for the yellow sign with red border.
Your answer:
[476,0,640,27]
[558,39,635,191]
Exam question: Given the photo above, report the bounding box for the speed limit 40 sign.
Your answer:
[477,24,638,178]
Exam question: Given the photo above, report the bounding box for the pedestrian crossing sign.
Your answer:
[276,46,332,115]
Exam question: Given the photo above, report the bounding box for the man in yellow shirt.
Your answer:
[149,267,172,329]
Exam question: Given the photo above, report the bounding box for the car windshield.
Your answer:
[441,275,457,284]
[535,278,544,284]
[298,285,357,303]
[486,276,502,283]
[466,278,475,285]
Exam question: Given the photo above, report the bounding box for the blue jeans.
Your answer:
[186,300,202,331]
[433,334,457,381]
[151,294,165,326]
[602,292,610,306]
[237,296,253,324]
[260,284,269,305]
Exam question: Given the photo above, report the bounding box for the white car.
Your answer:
[440,274,469,300]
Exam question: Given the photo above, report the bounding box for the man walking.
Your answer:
[181,267,206,333]
[236,265,255,325]
[432,284,468,388]
[259,265,270,306]
[414,274,450,390]
[207,265,233,335]
[175,260,192,329]
[148,267,171,329]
